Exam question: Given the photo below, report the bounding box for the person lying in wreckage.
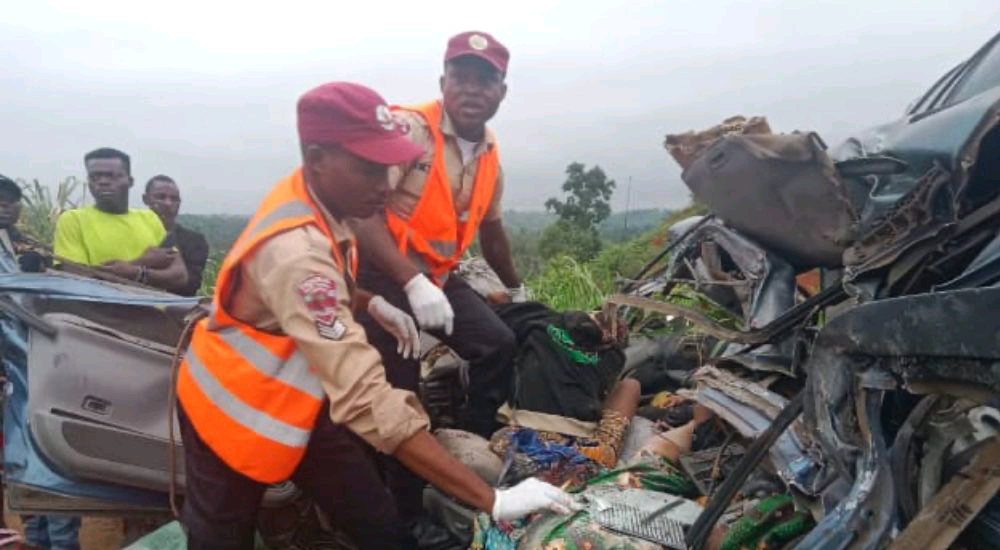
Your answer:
[430,258,817,550]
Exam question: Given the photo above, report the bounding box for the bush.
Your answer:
[528,255,605,311]
[529,203,710,311]
[538,220,602,263]
[199,250,225,297]
[17,177,84,244]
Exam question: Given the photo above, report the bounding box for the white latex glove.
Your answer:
[367,295,421,359]
[508,285,529,303]
[403,274,454,335]
[491,478,582,522]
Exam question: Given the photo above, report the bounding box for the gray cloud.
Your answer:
[1,0,998,214]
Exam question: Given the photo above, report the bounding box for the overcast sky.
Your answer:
[1,1,998,214]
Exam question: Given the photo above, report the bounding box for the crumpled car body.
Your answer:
[632,29,1000,550]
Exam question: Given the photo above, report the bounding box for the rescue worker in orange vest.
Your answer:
[353,31,523,526]
[176,82,577,550]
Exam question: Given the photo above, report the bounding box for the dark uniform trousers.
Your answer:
[356,262,516,521]
[178,404,416,550]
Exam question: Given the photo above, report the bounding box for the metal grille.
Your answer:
[593,504,686,549]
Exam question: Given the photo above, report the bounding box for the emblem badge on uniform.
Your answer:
[469,34,489,51]
[297,274,348,340]
[375,104,396,131]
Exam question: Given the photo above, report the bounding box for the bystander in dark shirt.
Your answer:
[161,224,209,296]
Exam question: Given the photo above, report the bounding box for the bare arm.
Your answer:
[247,228,495,511]
[479,219,520,288]
[104,252,189,293]
[394,431,495,512]
[353,214,420,286]
[145,251,189,293]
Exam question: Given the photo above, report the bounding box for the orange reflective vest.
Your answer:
[386,101,498,284]
[176,168,356,483]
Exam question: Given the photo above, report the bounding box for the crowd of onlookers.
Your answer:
[0,147,209,549]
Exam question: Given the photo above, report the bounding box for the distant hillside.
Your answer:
[503,208,670,242]
[177,208,671,260]
[599,209,672,242]
[177,213,247,253]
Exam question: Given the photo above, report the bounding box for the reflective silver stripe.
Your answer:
[245,200,314,240]
[427,239,457,257]
[406,251,450,285]
[216,327,324,399]
[407,240,456,263]
[184,350,312,448]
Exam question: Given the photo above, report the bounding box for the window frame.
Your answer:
[938,32,1000,109]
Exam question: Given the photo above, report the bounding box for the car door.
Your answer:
[1,271,200,515]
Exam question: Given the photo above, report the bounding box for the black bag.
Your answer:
[494,302,625,423]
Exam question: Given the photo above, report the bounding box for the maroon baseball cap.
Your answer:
[296,82,424,165]
[444,31,509,74]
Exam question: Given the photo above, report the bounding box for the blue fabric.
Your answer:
[509,428,590,467]
[22,515,82,550]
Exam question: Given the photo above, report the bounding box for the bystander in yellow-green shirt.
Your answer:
[53,207,166,266]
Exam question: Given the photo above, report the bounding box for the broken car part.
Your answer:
[685,391,804,550]
[890,436,1000,550]
[685,366,826,495]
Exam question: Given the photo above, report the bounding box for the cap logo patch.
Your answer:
[391,113,411,134]
[469,34,489,51]
[375,104,396,131]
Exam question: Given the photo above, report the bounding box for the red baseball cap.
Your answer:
[296,82,424,165]
[444,31,509,74]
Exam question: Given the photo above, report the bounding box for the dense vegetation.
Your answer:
[175,207,675,299]
[15,169,698,310]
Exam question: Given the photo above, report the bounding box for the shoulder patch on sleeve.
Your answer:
[297,273,348,340]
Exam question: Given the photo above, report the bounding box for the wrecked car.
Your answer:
[603,28,1000,550]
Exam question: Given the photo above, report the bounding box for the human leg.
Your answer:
[292,412,416,550]
[436,276,515,438]
[178,405,265,550]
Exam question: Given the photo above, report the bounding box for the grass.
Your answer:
[199,250,224,297]
[528,203,708,311]
[17,177,84,243]
[529,256,606,311]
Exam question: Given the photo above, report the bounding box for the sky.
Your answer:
[1,1,998,214]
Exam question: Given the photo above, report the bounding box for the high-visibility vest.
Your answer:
[386,101,498,284]
[176,168,356,483]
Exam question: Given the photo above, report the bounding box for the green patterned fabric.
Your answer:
[471,451,695,549]
[718,494,813,550]
[546,324,599,365]
[583,456,698,498]
[760,511,813,548]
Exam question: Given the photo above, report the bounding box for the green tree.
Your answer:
[539,163,615,262]
[544,163,616,228]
